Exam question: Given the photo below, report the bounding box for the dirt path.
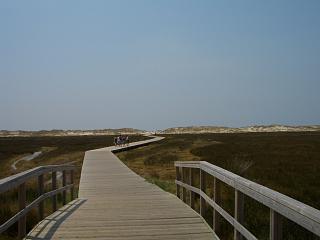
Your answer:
[11,151,42,170]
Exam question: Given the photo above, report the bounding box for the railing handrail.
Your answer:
[0,164,76,193]
[0,164,76,239]
[175,161,320,238]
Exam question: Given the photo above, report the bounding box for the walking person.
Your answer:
[125,135,129,146]
[119,135,124,147]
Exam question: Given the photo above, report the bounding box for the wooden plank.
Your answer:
[52,171,57,212]
[62,170,67,205]
[213,177,221,234]
[25,234,215,240]
[270,209,283,240]
[18,183,26,239]
[200,169,206,217]
[175,166,181,199]
[38,174,44,220]
[189,168,195,209]
[0,165,76,194]
[182,168,187,203]
[70,170,74,200]
[33,216,204,228]
[234,190,244,240]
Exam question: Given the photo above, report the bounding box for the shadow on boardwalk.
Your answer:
[25,199,86,240]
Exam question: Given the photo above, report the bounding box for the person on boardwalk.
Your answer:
[113,135,129,147]
[125,135,129,146]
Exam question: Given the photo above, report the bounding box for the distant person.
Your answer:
[119,135,125,147]
[114,136,117,146]
[125,135,129,146]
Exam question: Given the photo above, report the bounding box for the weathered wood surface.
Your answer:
[0,166,75,236]
[0,165,75,194]
[26,137,216,239]
[175,161,320,238]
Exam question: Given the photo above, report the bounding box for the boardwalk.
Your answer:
[26,137,216,239]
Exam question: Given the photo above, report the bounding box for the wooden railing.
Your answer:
[0,165,76,239]
[175,161,320,240]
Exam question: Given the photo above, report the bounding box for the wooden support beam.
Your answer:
[213,177,221,234]
[189,168,195,209]
[62,170,67,205]
[18,183,26,239]
[70,170,74,200]
[270,209,283,240]
[38,174,44,220]
[176,166,181,199]
[182,168,187,203]
[200,169,206,217]
[52,171,57,212]
[234,190,244,240]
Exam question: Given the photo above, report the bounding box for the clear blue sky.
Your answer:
[1,1,319,131]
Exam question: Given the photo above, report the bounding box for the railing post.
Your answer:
[213,177,221,234]
[200,169,206,217]
[18,182,26,239]
[52,171,57,212]
[62,170,67,205]
[189,168,195,209]
[182,168,187,203]
[270,209,283,240]
[38,174,44,220]
[234,190,244,240]
[176,166,181,199]
[70,170,74,200]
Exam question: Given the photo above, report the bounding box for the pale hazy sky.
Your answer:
[1,1,319,130]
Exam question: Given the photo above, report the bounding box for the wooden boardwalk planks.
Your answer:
[26,137,216,239]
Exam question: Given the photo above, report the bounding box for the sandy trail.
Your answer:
[11,151,42,170]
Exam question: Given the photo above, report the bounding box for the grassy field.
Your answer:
[0,135,146,239]
[117,132,320,240]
